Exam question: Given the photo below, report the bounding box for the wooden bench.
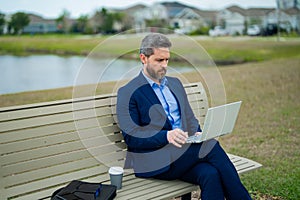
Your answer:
[0,82,262,200]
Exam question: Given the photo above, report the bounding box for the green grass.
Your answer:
[0,35,299,199]
[0,34,104,55]
[216,58,300,200]
[199,38,300,62]
[1,35,300,63]
[183,57,299,198]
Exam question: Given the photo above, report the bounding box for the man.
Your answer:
[116,33,252,200]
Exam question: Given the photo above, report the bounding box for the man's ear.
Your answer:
[140,54,147,65]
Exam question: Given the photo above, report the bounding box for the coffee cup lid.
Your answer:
[109,166,124,175]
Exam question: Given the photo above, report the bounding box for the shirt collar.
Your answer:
[142,70,168,88]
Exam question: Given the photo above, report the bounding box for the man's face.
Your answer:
[140,47,170,83]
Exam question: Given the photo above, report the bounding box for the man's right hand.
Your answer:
[167,128,188,148]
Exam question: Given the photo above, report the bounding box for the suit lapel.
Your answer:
[167,78,184,109]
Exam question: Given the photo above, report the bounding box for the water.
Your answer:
[1,55,83,94]
[0,55,192,95]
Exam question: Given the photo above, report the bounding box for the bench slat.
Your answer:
[0,121,77,144]
[2,140,126,174]
[0,95,117,122]
[4,165,108,199]
[117,180,183,199]
[228,154,262,173]
[0,115,119,147]
[0,106,115,133]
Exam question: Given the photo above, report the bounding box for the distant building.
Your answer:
[282,7,300,31]
[217,5,299,35]
[129,2,299,35]
[131,2,215,33]
[121,4,146,31]
[217,6,247,35]
[23,14,58,34]
[277,0,300,9]
[4,1,299,35]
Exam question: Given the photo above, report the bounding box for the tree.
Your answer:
[0,12,5,34]
[77,15,89,33]
[91,8,133,34]
[113,12,133,31]
[9,12,30,34]
[56,9,71,33]
[71,14,91,33]
[100,8,114,34]
[91,8,114,34]
[145,18,167,28]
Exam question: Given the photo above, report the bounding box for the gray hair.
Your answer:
[139,33,172,57]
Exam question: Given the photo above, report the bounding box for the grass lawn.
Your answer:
[218,58,300,200]
[0,35,299,199]
[1,35,300,63]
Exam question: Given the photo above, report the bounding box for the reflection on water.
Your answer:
[0,55,192,95]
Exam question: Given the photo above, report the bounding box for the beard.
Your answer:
[145,64,167,82]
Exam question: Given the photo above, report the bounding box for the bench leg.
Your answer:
[180,192,191,200]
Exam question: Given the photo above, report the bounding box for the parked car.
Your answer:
[174,28,192,34]
[208,26,228,36]
[247,25,261,36]
[261,24,278,36]
[261,23,291,36]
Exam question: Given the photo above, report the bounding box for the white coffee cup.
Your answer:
[108,166,124,190]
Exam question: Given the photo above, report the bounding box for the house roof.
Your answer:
[28,14,45,22]
[246,8,275,16]
[226,5,246,15]
[160,1,193,9]
[283,7,300,15]
[193,9,218,19]
[28,13,56,24]
[224,5,276,17]
[123,4,147,13]
[174,8,201,19]
[160,1,195,18]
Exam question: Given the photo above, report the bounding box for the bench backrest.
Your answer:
[0,82,208,200]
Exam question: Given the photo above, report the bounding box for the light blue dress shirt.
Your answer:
[142,71,181,129]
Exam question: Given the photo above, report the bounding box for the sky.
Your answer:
[0,0,277,18]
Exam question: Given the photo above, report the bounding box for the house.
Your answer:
[127,2,299,35]
[23,14,58,34]
[161,2,215,32]
[129,3,168,31]
[277,0,300,9]
[170,8,206,33]
[246,8,276,26]
[282,8,300,31]
[116,4,147,32]
[217,6,246,35]
[6,1,299,35]
[193,9,218,28]
[217,5,299,35]
[20,13,76,34]
[161,1,189,19]
[131,1,216,34]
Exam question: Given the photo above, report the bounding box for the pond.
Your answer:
[0,55,192,95]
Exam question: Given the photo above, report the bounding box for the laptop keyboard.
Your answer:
[186,134,202,143]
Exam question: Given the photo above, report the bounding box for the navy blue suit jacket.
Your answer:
[117,72,201,177]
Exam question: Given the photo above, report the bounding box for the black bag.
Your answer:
[51,180,117,200]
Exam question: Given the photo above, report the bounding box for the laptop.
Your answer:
[186,101,242,143]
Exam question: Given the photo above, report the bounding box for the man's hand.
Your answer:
[167,128,188,148]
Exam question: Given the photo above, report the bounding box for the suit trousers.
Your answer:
[153,140,252,200]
